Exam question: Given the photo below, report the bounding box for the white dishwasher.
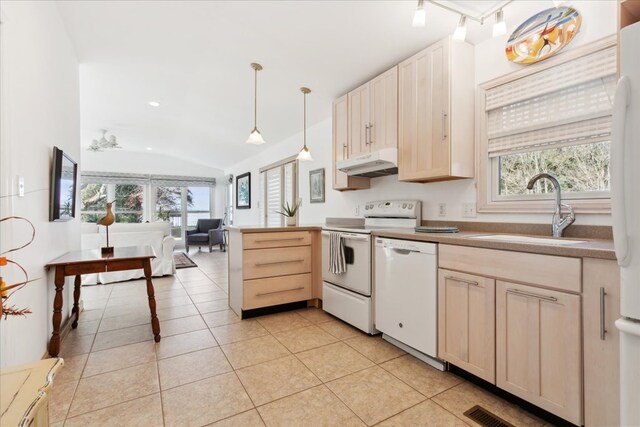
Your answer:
[374,237,439,364]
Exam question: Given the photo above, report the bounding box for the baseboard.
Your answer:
[42,314,74,359]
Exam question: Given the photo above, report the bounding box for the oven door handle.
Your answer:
[321,231,369,241]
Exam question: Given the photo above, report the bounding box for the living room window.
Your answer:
[80,172,216,236]
[477,36,615,213]
[259,156,298,227]
[80,182,144,223]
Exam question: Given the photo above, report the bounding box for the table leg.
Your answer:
[49,267,65,357]
[72,275,81,328]
[143,259,161,342]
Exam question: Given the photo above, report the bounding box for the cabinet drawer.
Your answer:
[439,244,581,293]
[243,246,311,280]
[243,273,312,310]
[243,231,311,249]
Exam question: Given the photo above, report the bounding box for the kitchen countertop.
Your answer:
[225,224,322,233]
[372,229,616,260]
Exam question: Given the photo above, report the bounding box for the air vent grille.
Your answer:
[463,405,515,427]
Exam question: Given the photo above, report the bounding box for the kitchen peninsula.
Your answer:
[226,225,323,318]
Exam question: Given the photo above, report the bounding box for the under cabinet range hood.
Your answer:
[336,148,398,178]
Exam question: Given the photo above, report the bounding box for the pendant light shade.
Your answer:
[297,87,313,161]
[246,62,266,145]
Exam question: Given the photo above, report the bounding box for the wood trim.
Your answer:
[258,155,298,173]
[476,36,617,214]
[620,0,640,30]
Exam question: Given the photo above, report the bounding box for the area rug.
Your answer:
[174,252,198,269]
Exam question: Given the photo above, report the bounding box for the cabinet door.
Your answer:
[398,38,450,181]
[348,83,370,158]
[369,66,398,151]
[438,269,495,383]
[333,95,350,190]
[496,281,582,425]
[583,258,620,427]
[332,96,370,191]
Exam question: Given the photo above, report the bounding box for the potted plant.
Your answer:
[276,201,300,226]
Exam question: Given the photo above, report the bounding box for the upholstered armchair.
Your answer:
[185,218,225,253]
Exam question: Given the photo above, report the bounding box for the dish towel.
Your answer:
[329,232,346,275]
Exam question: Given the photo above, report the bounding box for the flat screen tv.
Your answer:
[50,146,78,221]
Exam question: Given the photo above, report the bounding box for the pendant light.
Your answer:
[297,87,313,161]
[246,62,266,145]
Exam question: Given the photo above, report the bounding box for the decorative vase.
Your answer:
[286,216,296,227]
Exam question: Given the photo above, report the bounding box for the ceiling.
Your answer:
[56,0,547,170]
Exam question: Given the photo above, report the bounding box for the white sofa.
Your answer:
[81,222,177,284]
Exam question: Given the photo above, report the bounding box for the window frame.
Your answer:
[259,155,299,227]
[476,35,615,214]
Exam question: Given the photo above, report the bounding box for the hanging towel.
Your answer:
[329,232,346,275]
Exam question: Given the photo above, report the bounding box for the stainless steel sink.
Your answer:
[469,234,586,246]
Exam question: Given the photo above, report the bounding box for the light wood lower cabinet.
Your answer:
[228,229,321,317]
[582,258,620,427]
[438,269,495,383]
[243,273,312,310]
[496,280,582,426]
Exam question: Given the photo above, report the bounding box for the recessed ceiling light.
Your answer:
[148,101,160,107]
[146,147,153,151]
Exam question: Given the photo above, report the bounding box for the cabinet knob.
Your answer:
[398,322,403,328]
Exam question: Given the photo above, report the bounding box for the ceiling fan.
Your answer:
[88,129,122,152]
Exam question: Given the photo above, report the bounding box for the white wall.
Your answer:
[225,1,617,227]
[0,1,81,366]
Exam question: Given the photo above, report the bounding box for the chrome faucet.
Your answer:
[526,173,575,237]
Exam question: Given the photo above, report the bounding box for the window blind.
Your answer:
[485,45,616,158]
[265,167,282,227]
[81,171,149,185]
[82,172,216,187]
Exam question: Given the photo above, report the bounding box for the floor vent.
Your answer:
[463,405,515,427]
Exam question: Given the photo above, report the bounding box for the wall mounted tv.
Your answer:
[50,146,78,221]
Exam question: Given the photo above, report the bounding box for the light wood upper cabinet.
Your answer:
[332,95,370,191]
[583,258,620,427]
[369,66,398,152]
[348,83,370,158]
[348,66,398,157]
[496,280,582,426]
[438,269,495,383]
[398,37,474,182]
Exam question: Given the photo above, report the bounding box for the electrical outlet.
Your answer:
[438,203,447,217]
[354,205,360,216]
[462,202,476,218]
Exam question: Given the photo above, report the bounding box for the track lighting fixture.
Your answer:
[452,15,467,42]
[412,0,426,27]
[493,9,507,37]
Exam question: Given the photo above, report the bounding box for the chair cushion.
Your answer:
[188,233,210,243]
[197,219,221,233]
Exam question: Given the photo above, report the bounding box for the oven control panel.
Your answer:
[364,200,421,219]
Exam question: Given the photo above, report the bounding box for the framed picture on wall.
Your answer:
[236,172,251,209]
[309,168,325,203]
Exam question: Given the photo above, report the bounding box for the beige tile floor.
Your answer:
[50,250,547,427]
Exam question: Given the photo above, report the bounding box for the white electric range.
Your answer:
[321,200,421,333]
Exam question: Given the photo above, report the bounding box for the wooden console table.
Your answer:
[45,246,161,357]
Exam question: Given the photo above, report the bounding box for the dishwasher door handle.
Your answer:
[388,247,420,255]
